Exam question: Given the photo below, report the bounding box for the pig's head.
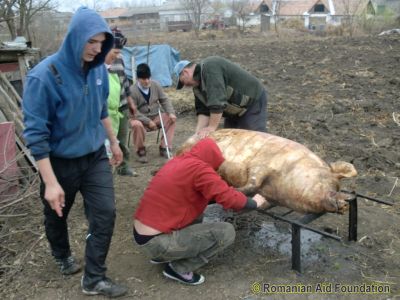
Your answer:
[321,161,357,214]
[281,160,357,214]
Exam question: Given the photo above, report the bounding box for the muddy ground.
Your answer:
[1,31,399,299]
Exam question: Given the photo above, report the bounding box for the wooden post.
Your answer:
[17,55,27,86]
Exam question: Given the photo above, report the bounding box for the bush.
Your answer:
[361,14,400,34]
[281,18,304,30]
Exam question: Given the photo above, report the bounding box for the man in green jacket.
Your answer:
[174,56,267,138]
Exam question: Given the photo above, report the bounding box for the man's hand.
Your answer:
[196,126,216,139]
[148,120,157,130]
[37,158,65,217]
[129,103,137,117]
[110,142,123,166]
[128,96,137,117]
[169,113,177,123]
[44,182,65,217]
[253,194,268,209]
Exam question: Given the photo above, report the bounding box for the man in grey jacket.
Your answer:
[174,56,267,138]
[130,63,177,162]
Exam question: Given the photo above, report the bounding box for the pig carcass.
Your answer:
[179,129,357,214]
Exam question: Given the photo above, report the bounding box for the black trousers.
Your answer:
[224,89,268,132]
[40,146,115,287]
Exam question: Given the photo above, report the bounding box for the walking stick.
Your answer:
[157,101,171,159]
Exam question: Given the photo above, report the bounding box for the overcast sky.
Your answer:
[58,0,166,12]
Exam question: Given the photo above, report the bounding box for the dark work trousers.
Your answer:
[40,146,115,288]
[224,89,268,132]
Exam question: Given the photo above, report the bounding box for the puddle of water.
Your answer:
[252,222,322,262]
[203,204,322,262]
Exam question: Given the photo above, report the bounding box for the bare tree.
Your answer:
[18,0,54,40]
[210,0,226,14]
[179,0,210,36]
[271,0,286,37]
[231,0,253,32]
[0,0,54,40]
[339,0,365,37]
[0,0,18,38]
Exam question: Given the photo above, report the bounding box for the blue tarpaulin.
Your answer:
[122,44,180,87]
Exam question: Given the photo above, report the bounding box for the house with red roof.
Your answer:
[254,0,399,30]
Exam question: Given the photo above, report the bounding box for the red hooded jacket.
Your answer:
[134,138,248,233]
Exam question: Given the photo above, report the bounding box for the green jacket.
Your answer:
[193,56,265,117]
[107,72,123,135]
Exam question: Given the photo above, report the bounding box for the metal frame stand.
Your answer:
[257,191,394,273]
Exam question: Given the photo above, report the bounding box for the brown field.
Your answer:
[1,30,399,299]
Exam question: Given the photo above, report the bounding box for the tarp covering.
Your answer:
[122,44,180,87]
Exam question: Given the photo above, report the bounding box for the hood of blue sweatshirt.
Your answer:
[58,7,114,71]
[23,7,115,160]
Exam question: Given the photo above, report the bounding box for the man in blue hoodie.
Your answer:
[23,7,127,298]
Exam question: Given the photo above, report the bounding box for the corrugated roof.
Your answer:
[159,0,185,11]
[100,8,129,19]
[279,0,318,15]
[122,6,160,17]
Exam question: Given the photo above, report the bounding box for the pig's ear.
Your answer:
[329,161,357,179]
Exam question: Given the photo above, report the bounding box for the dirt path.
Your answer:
[1,33,399,299]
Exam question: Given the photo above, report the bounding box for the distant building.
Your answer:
[101,3,192,33]
[100,7,130,28]
[253,0,400,31]
[101,7,160,35]
[159,0,192,31]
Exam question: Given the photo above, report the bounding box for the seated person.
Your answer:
[133,138,267,285]
[129,63,177,163]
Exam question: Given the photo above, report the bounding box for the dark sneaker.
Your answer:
[117,167,138,177]
[163,263,205,285]
[159,147,172,159]
[55,256,81,275]
[81,277,128,298]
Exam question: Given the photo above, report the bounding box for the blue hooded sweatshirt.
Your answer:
[22,7,114,160]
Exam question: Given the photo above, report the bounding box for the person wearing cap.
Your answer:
[174,56,267,137]
[105,29,138,177]
[129,63,177,162]
[22,7,127,297]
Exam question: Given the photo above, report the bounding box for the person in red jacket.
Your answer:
[133,137,266,285]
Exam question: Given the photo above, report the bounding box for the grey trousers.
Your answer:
[139,222,236,273]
